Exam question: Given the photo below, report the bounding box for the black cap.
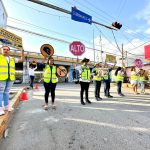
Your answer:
[81,58,90,63]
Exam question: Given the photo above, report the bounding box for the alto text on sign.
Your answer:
[69,41,85,56]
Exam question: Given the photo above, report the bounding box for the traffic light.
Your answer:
[112,22,122,29]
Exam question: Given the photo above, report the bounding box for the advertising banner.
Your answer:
[0,28,23,50]
[105,54,116,63]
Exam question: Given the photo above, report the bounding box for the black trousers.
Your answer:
[30,75,34,88]
[94,80,101,98]
[117,81,122,94]
[80,81,90,102]
[104,80,110,96]
[44,82,56,104]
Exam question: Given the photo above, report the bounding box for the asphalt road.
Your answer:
[0,83,150,150]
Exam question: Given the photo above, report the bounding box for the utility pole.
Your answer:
[93,29,95,64]
[27,0,116,30]
[99,31,103,63]
[122,43,124,67]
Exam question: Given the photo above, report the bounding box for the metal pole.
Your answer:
[99,31,103,63]
[126,51,128,67]
[122,43,124,67]
[27,0,116,30]
[93,29,95,64]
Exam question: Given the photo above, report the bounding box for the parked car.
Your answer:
[14,78,22,84]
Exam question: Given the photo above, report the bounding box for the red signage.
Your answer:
[144,44,150,59]
[69,41,85,56]
[134,59,143,68]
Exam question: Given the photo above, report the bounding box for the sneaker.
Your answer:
[52,104,56,109]
[0,108,5,116]
[86,99,92,104]
[98,97,102,100]
[81,101,86,105]
[108,95,113,98]
[96,97,102,101]
[119,93,125,96]
[44,105,49,110]
[4,105,14,112]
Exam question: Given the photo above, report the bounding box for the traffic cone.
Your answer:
[35,83,38,89]
[20,89,28,101]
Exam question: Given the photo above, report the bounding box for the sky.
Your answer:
[1,0,150,65]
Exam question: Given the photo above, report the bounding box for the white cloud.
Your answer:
[136,1,150,34]
[145,28,150,34]
[125,29,141,34]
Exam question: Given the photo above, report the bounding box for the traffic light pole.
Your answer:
[27,0,116,30]
[93,30,95,64]
[122,43,125,67]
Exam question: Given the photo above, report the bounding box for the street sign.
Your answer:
[71,7,92,24]
[69,41,85,56]
[134,59,143,68]
[40,44,54,57]
[57,66,67,77]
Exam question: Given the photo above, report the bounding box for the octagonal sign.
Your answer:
[69,41,85,56]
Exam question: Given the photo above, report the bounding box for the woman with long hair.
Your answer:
[42,56,58,110]
[115,67,125,96]
[130,66,139,94]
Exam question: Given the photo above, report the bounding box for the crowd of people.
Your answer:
[0,45,149,115]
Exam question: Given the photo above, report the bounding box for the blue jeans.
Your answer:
[0,80,14,107]
[117,81,122,94]
[140,81,145,92]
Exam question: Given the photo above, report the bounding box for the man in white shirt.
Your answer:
[28,63,37,89]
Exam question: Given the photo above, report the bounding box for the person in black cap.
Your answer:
[75,58,92,105]
[92,62,103,101]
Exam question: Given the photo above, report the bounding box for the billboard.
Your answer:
[0,28,23,50]
[105,54,116,63]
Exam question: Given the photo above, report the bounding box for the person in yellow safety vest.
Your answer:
[92,62,103,101]
[75,58,92,105]
[130,66,140,94]
[115,67,125,96]
[103,69,113,98]
[42,56,58,110]
[139,69,146,94]
[0,46,24,116]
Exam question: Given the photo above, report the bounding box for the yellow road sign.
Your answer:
[0,28,23,50]
[40,44,54,57]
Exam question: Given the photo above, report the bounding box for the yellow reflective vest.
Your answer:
[81,66,91,81]
[93,68,102,81]
[43,65,57,83]
[140,76,145,82]
[130,74,138,81]
[116,74,124,82]
[103,72,111,80]
[0,55,15,81]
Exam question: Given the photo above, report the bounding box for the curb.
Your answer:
[0,88,23,140]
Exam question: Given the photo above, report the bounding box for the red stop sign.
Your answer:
[69,41,85,56]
